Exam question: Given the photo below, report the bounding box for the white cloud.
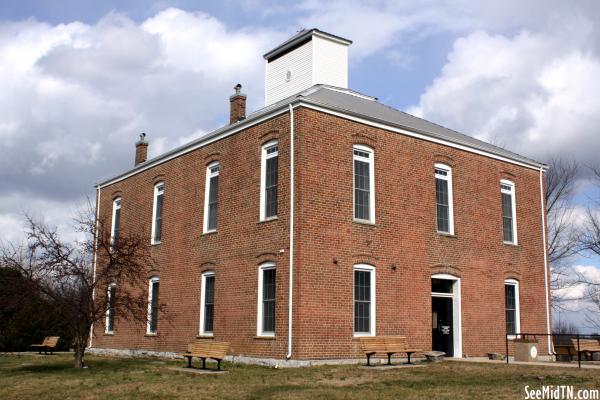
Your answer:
[555,265,600,315]
[408,17,600,165]
[292,0,600,65]
[0,8,283,243]
[0,192,84,245]
[1,0,600,256]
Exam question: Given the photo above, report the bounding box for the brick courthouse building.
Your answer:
[91,29,552,362]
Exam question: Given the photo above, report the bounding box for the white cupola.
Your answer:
[263,29,352,106]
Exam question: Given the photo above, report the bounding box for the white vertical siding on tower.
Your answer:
[312,36,348,89]
[265,40,313,106]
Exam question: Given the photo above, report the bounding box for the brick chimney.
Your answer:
[229,83,246,124]
[135,133,148,166]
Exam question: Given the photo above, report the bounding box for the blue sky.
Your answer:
[1,0,599,329]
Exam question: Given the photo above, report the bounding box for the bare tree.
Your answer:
[0,203,159,368]
[579,165,600,328]
[581,165,600,254]
[582,285,600,331]
[545,156,582,309]
[553,318,580,335]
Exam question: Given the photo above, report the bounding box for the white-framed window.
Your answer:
[105,283,116,334]
[353,264,376,336]
[257,262,276,336]
[504,279,520,337]
[199,271,215,336]
[260,141,279,221]
[501,179,517,244]
[147,276,160,334]
[203,163,220,233]
[353,145,375,223]
[434,163,454,234]
[110,197,121,246]
[151,182,164,244]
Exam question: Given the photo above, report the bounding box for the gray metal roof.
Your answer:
[263,29,352,60]
[298,85,546,168]
[97,85,545,187]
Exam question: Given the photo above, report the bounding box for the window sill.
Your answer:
[258,217,278,224]
[353,219,377,227]
[150,241,162,247]
[145,333,158,337]
[503,241,520,248]
[196,334,214,339]
[104,332,114,336]
[436,232,457,238]
[202,230,217,236]
[506,334,520,340]
[254,335,276,340]
[352,333,375,339]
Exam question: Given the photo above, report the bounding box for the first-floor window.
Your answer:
[200,272,215,335]
[257,263,276,336]
[147,276,160,334]
[354,264,376,336]
[105,283,116,333]
[505,279,520,336]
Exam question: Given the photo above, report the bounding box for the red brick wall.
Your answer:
[293,108,550,358]
[92,106,551,360]
[93,113,292,358]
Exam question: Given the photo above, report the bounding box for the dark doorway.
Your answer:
[432,296,453,356]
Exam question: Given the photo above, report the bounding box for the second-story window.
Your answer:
[353,145,375,223]
[501,180,517,244]
[151,183,164,244]
[260,141,278,220]
[111,197,121,245]
[203,163,220,233]
[435,164,454,234]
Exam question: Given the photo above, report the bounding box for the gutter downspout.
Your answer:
[287,104,295,360]
[89,185,101,349]
[539,168,552,354]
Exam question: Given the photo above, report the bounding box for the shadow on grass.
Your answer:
[6,355,148,376]
[246,384,316,400]
[16,363,77,374]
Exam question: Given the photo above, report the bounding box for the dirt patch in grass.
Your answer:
[0,353,599,400]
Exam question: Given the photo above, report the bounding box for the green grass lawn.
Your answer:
[0,353,598,399]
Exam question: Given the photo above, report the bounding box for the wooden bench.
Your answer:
[359,336,422,366]
[31,336,60,355]
[571,338,600,361]
[554,344,576,361]
[179,341,230,371]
